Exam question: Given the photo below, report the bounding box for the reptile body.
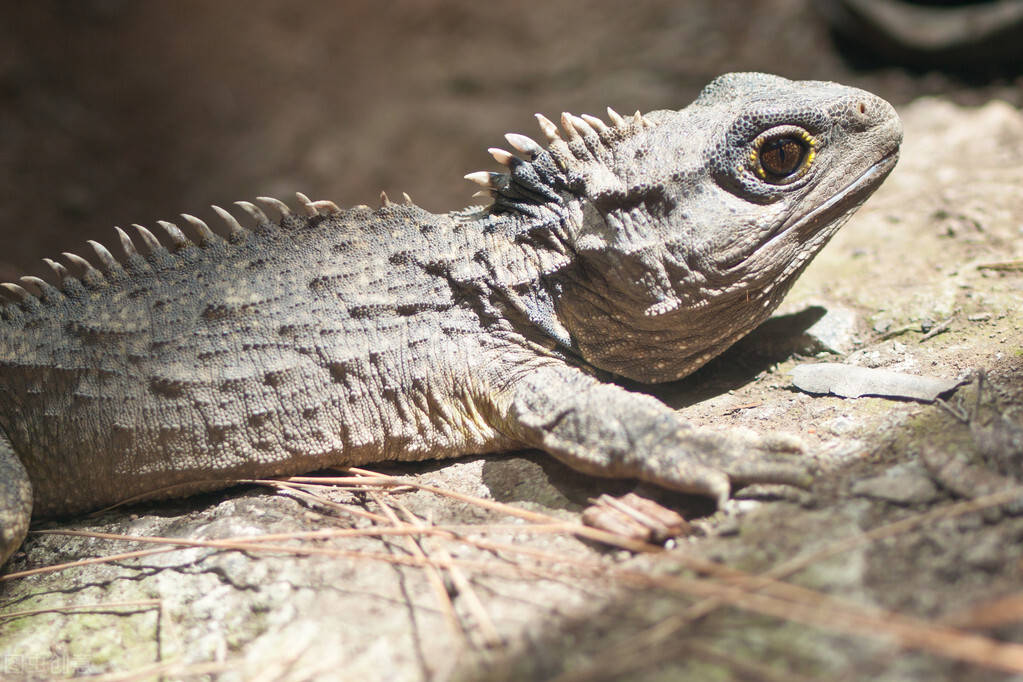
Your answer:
[0,73,902,563]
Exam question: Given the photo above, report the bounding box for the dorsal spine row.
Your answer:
[464,106,654,194]
[1,103,650,316]
[0,193,346,315]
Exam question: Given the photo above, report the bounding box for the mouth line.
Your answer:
[722,149,899,273]
[713,148,899,281]
[784,149,899,240]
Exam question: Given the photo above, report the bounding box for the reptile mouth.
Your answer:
[715,146,900,279]
[745,147,900,271]
[794,150,898,236]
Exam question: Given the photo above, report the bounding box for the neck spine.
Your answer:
[448,109,658,353]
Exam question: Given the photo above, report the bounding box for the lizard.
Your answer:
[0,73,902,565]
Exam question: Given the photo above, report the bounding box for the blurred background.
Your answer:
[0,0,1020,280]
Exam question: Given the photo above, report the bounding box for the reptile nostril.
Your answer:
[850,100,872,128]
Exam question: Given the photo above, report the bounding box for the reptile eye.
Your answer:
[759,136,807,178]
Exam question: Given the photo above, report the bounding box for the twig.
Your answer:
[877,322,920,341]
[976,260,1023,271]
[8,522,596,583]
[392,499,503,648]
[311,470,665,553]
[919,311,957,342]
[944,592,1023,629]
[0,599,160,622]
[260,479,391,523]
[1,546,179,581]
[67,658,235,682]
[369,490,466,646]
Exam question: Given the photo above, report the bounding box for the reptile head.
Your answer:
[473,73,902,382]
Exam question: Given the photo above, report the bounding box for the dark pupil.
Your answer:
[761,137,805,177]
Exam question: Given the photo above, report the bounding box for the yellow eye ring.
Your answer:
[749,128,817,183]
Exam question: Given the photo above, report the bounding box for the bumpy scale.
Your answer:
[0,73,902,564]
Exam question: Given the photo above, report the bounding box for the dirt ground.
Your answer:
[3,1,1023,680]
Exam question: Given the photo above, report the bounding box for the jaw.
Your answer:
[721,147,900,298]
[779,149,898,251]
[563,147,901,384]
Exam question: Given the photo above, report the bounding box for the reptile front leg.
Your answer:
[0,435,32,565]
[494,362,810,505]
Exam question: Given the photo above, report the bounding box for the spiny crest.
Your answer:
[0,192,347,312]
[376,190,415,208]
[465,106,656,195]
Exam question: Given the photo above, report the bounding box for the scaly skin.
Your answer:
[0,73,902,564]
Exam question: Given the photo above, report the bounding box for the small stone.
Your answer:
[827,415,858,436]
[803,305,860,355]
[851,464,941,505]
[791,362,962,401]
